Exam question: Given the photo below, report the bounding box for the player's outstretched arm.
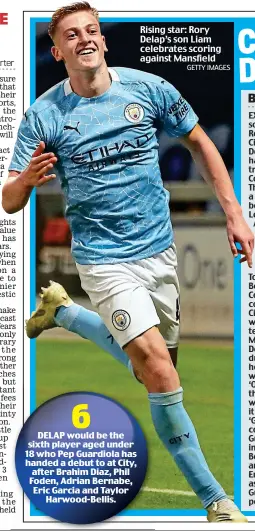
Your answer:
[2,142,57,214]
[181,124,254,268]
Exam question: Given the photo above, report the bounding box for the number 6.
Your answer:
[72,404,90,429]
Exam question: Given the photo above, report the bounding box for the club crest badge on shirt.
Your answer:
[124,103,144,123]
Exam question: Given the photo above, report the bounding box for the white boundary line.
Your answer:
[142,487,196,497]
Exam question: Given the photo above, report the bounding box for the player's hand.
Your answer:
[20,141,57,188]
[227,213,254,268]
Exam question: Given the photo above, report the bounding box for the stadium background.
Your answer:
[35,21,234,511]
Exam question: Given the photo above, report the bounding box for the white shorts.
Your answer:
[76,245,180,349]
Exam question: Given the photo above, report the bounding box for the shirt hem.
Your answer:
[73,237,174,265]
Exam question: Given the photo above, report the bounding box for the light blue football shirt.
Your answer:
[10,67,198,264]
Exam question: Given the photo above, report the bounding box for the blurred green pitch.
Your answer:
[36,339,233,510]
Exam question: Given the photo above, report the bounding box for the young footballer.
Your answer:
[3,2,253,522]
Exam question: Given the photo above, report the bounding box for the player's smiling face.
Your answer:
[51,11,107,73]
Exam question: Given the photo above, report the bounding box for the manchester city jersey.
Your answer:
[10,67,198,264]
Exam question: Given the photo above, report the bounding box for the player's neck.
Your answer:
[68,62,111,98]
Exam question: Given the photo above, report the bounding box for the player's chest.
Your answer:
[55,95,155,153]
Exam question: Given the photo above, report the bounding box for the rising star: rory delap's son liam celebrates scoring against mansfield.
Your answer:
[3,1,254,523]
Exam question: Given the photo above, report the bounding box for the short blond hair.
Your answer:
[48,2,99,40]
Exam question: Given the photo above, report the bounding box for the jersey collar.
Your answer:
[63,68,120,97]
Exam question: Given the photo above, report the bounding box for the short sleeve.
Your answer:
[154,79,199,138]
[9,111,46,172]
